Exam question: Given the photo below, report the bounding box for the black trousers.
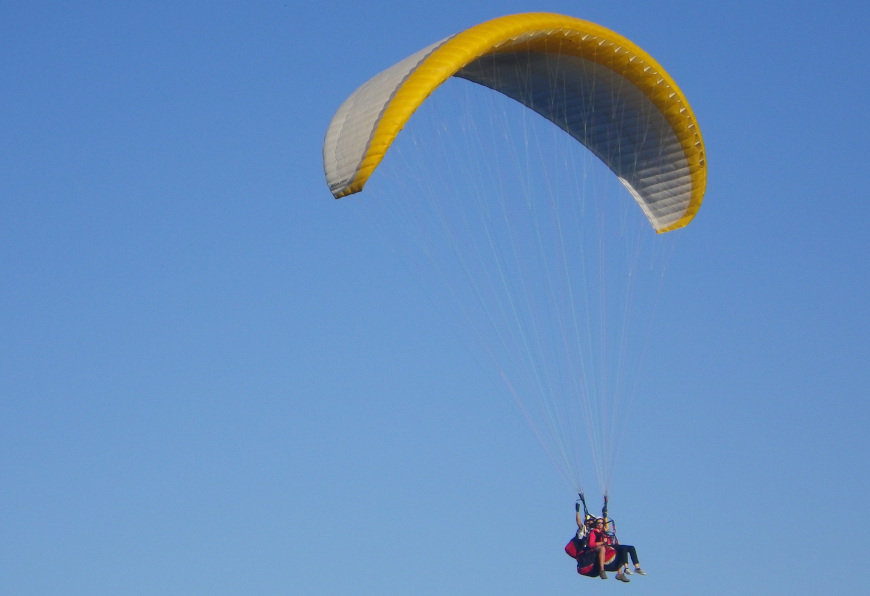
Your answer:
[615,544,639,566]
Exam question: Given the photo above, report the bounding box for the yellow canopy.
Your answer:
[323,12,706,232]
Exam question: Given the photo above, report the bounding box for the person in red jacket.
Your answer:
[587,518,610,579]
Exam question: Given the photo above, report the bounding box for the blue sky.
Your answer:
[2,1,868,594]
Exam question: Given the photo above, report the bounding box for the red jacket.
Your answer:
[588,529,607,549]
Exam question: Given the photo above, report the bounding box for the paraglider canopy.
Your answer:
[323,12,706,232]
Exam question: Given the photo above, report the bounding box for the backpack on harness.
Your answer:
[564,534,587,559]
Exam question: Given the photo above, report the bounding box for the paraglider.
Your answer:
[323,12,706,579]
[568,494,645,581]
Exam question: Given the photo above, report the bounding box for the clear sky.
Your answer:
[2,1,868,594]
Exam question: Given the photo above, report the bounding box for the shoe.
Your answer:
[624,569,633,575]
[634,568,646,576]
[616,573,630,583]
[599,571,607,580]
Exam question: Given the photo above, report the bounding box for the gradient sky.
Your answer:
[2,1,868,594]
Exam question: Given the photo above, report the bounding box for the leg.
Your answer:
[611,547,631,583]
[624,545,645,575]
[594,546,607,578]
[607,546,628,571]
